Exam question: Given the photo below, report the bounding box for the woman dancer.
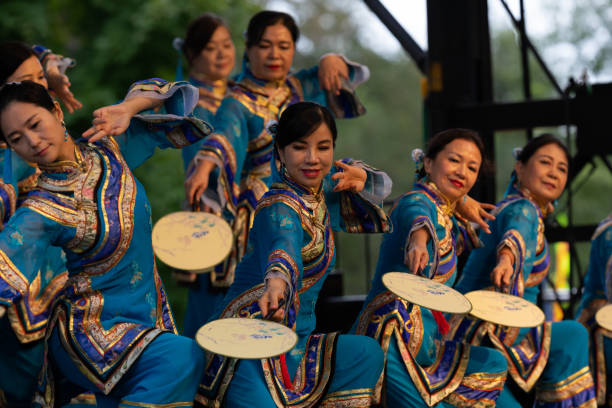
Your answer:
[0,79,209,405]
[0,40,83,405]
[196,102,390,407]
[353,129,508,407]
[576,213,612,405]
[176,13,236,172]
[449,134,596,407]
[182,10,369,337]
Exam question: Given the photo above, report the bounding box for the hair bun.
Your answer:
[411,148,424,164]
[266,120,278,137]
[172,37,184,52]
[512,147,523,160]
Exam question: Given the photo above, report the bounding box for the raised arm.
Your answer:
[324,159,391,234]
[82,79,211,169]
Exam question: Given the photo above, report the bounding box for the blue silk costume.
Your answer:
[195,160,391,407]
[353,180,508,407]
[449,181,596,407]
[0,44,84,406]
[180,77,229,172]
[182,56,369,338]
[0,79,210,406]
[576,214,612,405]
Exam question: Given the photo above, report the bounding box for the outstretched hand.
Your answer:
[82,104,132,142]
[456,195,495,234]
[331,160,366,193]
[258,277,287,322]
[47,71,82,114]
[490,249,514,292]
[318,55,349,96]
[185,160,216,206]
[404,227,429,274]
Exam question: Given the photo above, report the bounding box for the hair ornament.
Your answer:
[411,148,424,164]
[512,147,523,160]
[172,37,184,53]
[266,120,279,137]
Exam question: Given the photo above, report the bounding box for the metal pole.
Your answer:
[519,0,533,140]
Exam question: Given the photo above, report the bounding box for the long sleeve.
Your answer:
[252,200,304,329]
[189,97,252,214]
[577,218,612,323]
[494,201,540,297]
[294,55,369,118]
[395,194,440,279]
[0,207,66,342]
[324,159,391,234]
[113,79,212,169]
[0,180,17,230]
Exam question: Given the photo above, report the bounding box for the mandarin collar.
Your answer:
[280,168,323,200]
[188,76,228,94]
[511,183,552,217]
[38,144,88,181]
[416,179,456,218]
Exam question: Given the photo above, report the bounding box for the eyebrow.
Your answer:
[6,113,37,139]
[449,151,481,165]
[259,39,292,45]
[536,154,568,166]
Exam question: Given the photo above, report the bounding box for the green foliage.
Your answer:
[2,0,610,324]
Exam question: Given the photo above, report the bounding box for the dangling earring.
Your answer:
[61,121,69,142]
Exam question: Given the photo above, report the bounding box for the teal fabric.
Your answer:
[352,181,507,406]
[0,80,209,404]
[198,163,389,405]
[453,183,595,407]
[576,214,612,405]
[183,63,367,334]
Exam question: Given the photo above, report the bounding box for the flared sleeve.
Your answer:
[113,79,212,169]
[0,207,65,342]
[324,159,391,234]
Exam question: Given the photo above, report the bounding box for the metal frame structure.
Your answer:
[360,0,612,317]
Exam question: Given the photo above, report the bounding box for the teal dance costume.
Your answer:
[353,180,508,407]
[196,159,391,407]
[449,180,596,407]
[182,56,369,337]
[576,214,612,405]
[0,79,210,406]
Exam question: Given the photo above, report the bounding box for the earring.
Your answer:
[61,120,69,142]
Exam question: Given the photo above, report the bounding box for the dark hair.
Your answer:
[516,133,570,164]
[0,41,36,85]
[275,102,336,151]
[0,81,56,141]
[418,128,486,178]
[182,13,228,64]
[245,10,299,48]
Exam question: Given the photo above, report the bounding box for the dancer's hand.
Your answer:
[259,278,286,322]
[405,228,429,275]
[331,161,366,193]
[319,55,349,95]
[185,160,216,206]
[456,195,495,234]
[491,249,514,291]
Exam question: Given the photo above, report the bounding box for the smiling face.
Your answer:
[1,101,74,165]
[515,143,568,205]
[190,25,235,81]
[6,56,48,88]
[278,123,334,190]
[246,23,295,82]
[423,138,482,203]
